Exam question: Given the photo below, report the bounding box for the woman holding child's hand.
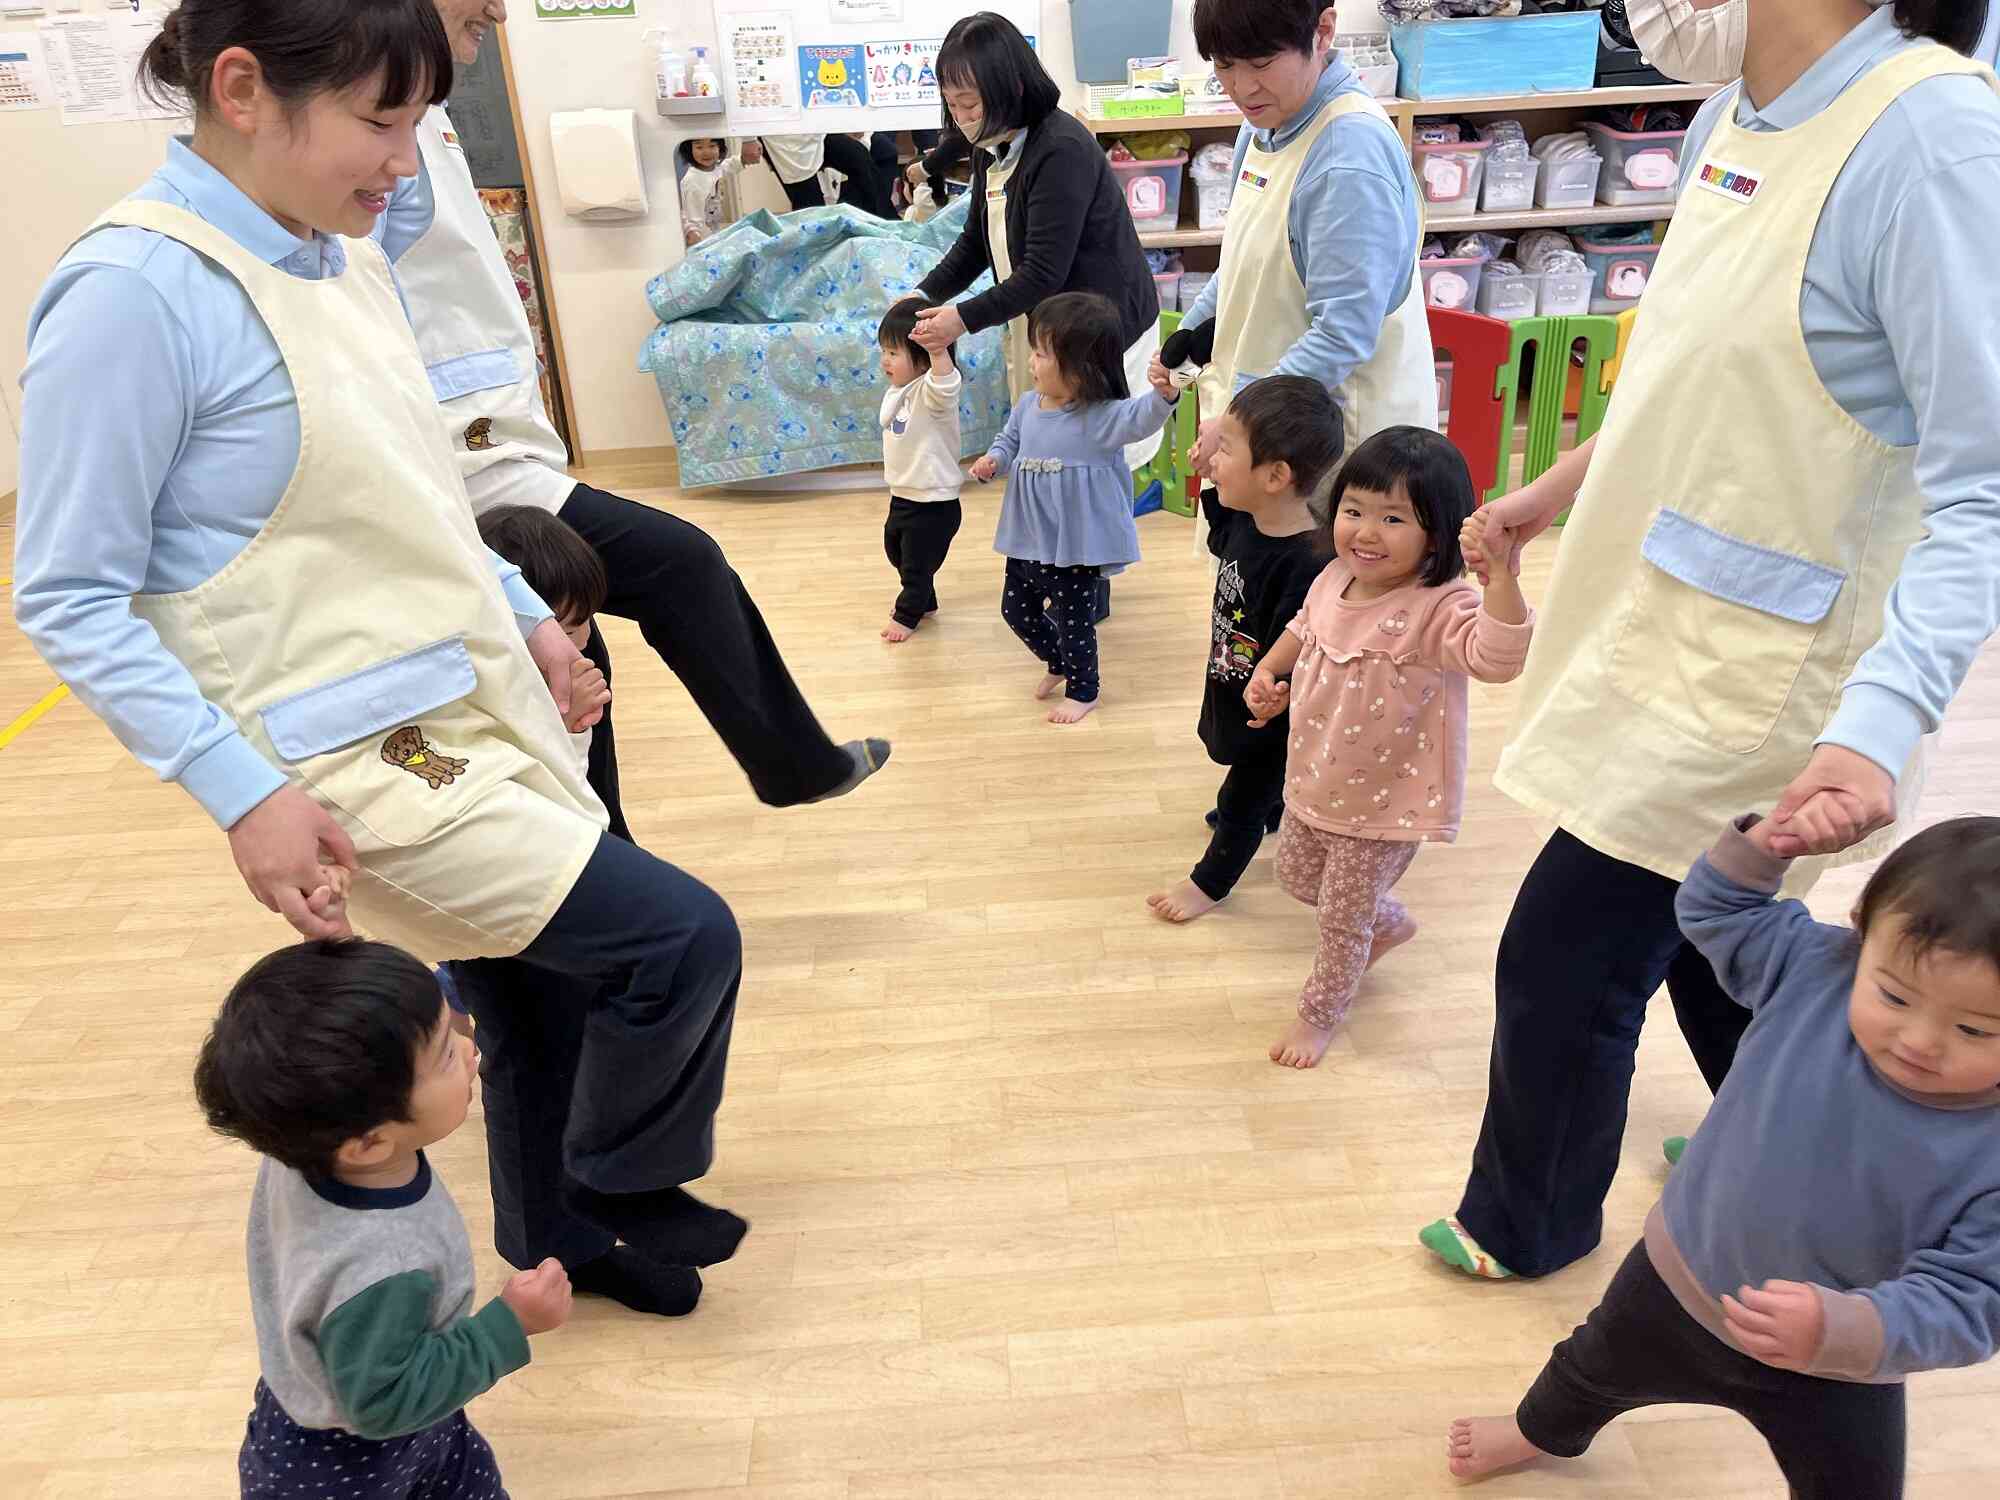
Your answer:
[1424,0,2000,1289]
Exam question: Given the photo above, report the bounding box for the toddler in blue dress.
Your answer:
[970,292,1177,724]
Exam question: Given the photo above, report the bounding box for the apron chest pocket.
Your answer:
[1607,509,1844,754]
[261,637,510,848]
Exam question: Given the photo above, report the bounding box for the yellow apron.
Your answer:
[1198,90,1438,454]
[984,133,1163,469]
[1494,45,1996,894]
[103,200,607,961]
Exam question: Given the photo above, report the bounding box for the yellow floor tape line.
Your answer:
[0,684,68,751]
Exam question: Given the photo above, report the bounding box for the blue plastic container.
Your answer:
[1389,13,1600,100]
[1069,0,1173,86]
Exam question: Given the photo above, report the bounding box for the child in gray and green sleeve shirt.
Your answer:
[195,940,573,1500]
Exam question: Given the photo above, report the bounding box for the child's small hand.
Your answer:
[304,862,354,937]
[1244,667,1291,728]
[1147,355,1175,402]
[566,656,610,733]
[741,140,764,166]
[502,1257,573,1336]
[1722,1280,1824,1371]
[1461,508,1507,586]
[969,455,999,483]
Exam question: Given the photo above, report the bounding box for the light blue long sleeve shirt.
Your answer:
[1675,8,2000,783]
[12,140,552,830]
[1180,57,1420,396]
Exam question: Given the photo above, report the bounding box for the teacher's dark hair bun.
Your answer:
[141,0,453,117]
[1891,1,1990,54]
[935,11,1061,141]
[1193,0,1328,66]
[1028,292,1130,406]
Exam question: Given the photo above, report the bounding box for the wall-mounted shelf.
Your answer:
[658,96,725,118]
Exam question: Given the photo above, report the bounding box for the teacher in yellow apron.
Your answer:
[1174,0,1437,497]
[1419,0,2000,1283]
[909,11,1162,472]
[13,0,749,1281]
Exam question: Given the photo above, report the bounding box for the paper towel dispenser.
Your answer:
[549,108,649,220]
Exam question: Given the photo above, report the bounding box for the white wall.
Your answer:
[517,0,1389,456]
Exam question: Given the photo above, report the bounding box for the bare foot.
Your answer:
[881,620,915,642]
[1047,696,1099,725]
[1368,914,1419,969]
[1270,1014,1336,1069]
[1147,879,1219,924]
[1033,672,1066,701]
[1446,1415,1545,1482]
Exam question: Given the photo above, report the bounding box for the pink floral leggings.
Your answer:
[1274,812,1419,1029]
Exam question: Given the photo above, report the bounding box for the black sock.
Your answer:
[570,1248,702,1317]
[567,1183,748,1268]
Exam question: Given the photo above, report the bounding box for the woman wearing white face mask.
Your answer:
[1420,0,2000,1289]
[909,12,1160,468]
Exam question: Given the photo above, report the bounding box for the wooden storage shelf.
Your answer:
[1427,202,1675,233]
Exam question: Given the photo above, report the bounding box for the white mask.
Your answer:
[1626,0,1749,85]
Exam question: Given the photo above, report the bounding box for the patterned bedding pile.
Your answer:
[639,197,1010,489]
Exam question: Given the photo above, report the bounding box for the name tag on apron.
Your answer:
[1238,167,1272,193]
[1691,159,1762,203]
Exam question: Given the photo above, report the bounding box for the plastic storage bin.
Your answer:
[1420,256,1485,313]
[1535,153,1603,210]
[1152,269,1183,312]
[1109,152,1187,235]
[1179,270,1213,311]
[1389,12,1599,100]
[1480,156,1540,214]
[1540,267,1594,317]
[1578,237,1661,314]
[1476,271,1541,322]
[1582,122,1685,206]
[1414,141,1489,215]
[1069,0,1173,85]
[1189,159,1233,230]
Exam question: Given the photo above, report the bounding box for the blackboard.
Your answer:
[446,36,525,190]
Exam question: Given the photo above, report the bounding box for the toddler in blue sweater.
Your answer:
[1449,813,2000,1497]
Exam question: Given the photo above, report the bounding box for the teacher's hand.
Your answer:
[1467,482,1571,582]
[1765,744,1897,859]
[229,785,360,941]
[906,159,928,189]
[528,618,607,733]
[912,303,967,352]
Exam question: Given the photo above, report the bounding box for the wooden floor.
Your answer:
[2,469,1997,1499]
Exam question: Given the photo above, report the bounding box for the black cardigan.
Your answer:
[916,110,1159,350]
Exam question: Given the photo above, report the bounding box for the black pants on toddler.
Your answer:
[1191,753,1286,900]
[239,1381,507,1499]
[1518,1241,1906,1499]
[1001,558,1103,702]
[884,497,962,628]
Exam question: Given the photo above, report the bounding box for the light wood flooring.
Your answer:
[2,469,1996,1498]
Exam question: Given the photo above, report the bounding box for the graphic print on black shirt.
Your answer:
[1197,493,1324,766]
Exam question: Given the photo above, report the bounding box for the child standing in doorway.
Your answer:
[1148,375,1336,924]
[876,296,964,642]
[969,291,1176,724]
[678,137,761,246]
[1247,427,1533,1068]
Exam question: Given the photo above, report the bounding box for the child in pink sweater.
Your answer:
[1247,427,1534,1069]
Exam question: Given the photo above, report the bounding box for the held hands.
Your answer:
[501,1257,573,1336]
[1189,417,1222,479]
[1765,744,1897,859]
[912,303,967,353]
[1722,1280,1824,1372]
[228,785,361,941]
[906,159,928,188]
[1244,664,1291,729]
[1147,354,1177,403]
[741,140,763,166]
[1464,482,1566,579]
[1460,506,1514,588]
[528,619,606,733]
[567,656,611,735]
[969,454,1000,483]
